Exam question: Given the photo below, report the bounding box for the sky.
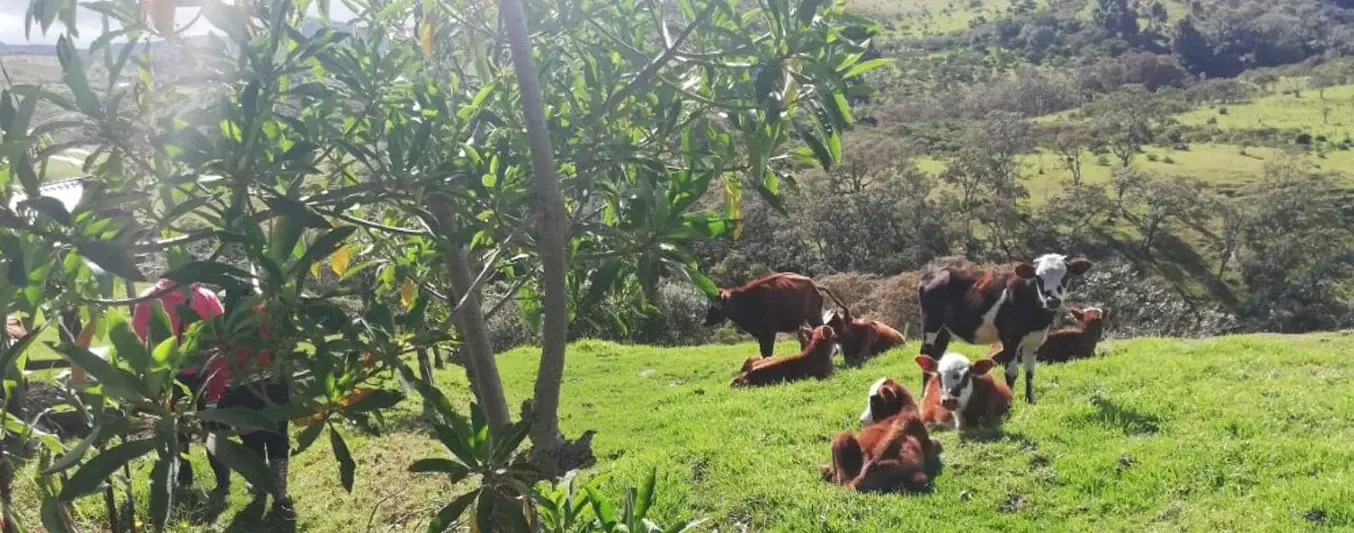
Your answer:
[0,1,358,46]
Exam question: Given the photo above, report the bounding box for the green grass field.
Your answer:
[16,333,1354,531]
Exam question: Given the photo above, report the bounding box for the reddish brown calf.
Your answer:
[798,310,907,366]
[822,378,943,493]
[915,353,1012,431]
[730,326,839,388]
[705,273,848,357]
[983,307,1108,364]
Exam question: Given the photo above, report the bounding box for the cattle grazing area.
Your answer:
[14,333,1354,531]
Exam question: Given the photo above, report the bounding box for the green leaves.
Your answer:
[330,425,357,492]
[59,438,156,500]
[54,342,148,400]
[427,490,478,533]
[199,407,280,433]
[107,311,149,373]
[76,241,145,281]
[56,35,99,116]
[210,434,276,495]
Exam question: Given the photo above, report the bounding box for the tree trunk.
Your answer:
[500,0,572,476]
[429,199,512,431]
[417,348,435,386]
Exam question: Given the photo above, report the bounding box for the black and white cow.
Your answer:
[915,254,1092,404]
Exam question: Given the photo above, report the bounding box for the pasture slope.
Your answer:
[17,332,1354,531]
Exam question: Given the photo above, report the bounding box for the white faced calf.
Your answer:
[915,353,1012,430]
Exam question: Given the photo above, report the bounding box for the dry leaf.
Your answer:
[401,278,417,309]
[331,246,351,277]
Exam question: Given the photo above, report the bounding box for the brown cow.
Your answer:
[915,353,1011,431]
[798,309,906,366]
[822,378,943,493]
[730,325,839,388]
[705,272,847,357]
[917,253,1092,404]
[983,307,1109,364]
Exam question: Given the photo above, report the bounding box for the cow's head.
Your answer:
[859,377,917,425]
[702,290,731,326]
[1015,254,1092,310]
[1068,306,1104,324]
[915,353,995,411]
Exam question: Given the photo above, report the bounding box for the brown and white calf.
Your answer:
[1038,307,1107,363]
[916,254,1092,403]
[705,273,847,357]
[730,325,839,387]
[798,310,906,366]
[915,353,1012,430]
[823,378,943,493]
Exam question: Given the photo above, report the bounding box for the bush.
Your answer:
[1075,259,1238,338]
[631,280,719,346]
[1162,155,1175,163]
[1145,153,1159,162]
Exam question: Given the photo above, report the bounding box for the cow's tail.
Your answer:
[815,283,850,317]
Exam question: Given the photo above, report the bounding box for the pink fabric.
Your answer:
[132,279,225,341]
[132,279,270,404]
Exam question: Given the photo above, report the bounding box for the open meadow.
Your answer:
[16,332,1354,531]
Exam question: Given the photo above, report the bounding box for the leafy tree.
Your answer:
[9,0,882,529]
[1049,124,1093,185]
[1171,18,1219,75]
[1093,0,1140,38]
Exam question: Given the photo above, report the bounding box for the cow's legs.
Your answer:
[1018,332,1046,404]
[919,328,950,392]
[995,338,1021,391]
[1021,347,1037,404]
[757,334,776,358]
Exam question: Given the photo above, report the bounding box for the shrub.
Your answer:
[1096,155,1111,166]
[1145,153,1159,162]
[1075,259,1238,338]
[1162,155,1175,163]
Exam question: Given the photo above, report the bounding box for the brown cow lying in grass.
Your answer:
[730,325,839,387]
[798,309,906,366]
[983,307,1108,364]
[915,353,1011,431]
[822,377,943,493]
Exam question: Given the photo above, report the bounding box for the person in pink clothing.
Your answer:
[132,278,294,520]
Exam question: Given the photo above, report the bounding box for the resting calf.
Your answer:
[822,378,943,492]
[984,307,1108,364]
[915,353,1011,431]
[798,310,906,366]
[730,325,838,387]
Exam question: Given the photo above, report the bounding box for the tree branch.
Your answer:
[590,1,719,121]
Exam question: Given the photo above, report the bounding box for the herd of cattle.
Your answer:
[704,253,1106,493]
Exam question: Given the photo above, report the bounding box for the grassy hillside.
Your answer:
[17,333,1354,531]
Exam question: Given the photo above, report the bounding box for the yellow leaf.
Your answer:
[401,278,417,309]
[330,246,351,277]
[726,182,743,241]
[420,14,437,56]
